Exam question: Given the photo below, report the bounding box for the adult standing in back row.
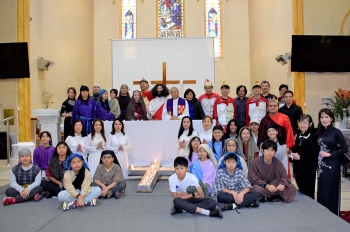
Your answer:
[234,85,248,128]
[245,81,268,126]
[71,85,95,135]
[279,91,303,134]
[198,79,220,118]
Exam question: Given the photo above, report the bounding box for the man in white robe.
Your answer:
[147,84,169,120]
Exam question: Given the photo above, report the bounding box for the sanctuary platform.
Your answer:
[0,180,349,232]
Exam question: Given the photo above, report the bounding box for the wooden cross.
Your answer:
[133,62,196,85]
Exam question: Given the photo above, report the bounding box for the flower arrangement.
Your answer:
[330,88,350,120]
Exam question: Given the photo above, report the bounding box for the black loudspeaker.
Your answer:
[0,132,8,159]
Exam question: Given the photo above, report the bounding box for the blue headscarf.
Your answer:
[217,152,243,171]
[95,89,109,110]
[66,153,90,171]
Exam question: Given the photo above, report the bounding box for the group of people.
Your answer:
[3,117,131,210]
[172,106,347,217]
[3,79,347,218]
[60,79,300,141]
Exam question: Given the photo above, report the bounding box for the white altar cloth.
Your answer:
[103,120,214,166]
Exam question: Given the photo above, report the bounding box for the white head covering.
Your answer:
[198,144,217,167]
[93,83,101,88]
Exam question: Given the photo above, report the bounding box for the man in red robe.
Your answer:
[212,81,236,128]
[245,81,268,126]
[198,79,220,118]
[140,78,154,109]
[257,98,295,178]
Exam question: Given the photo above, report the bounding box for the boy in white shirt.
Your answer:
[169,157,223,218]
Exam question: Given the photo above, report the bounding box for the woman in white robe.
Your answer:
[65,119,87,162]
[84,119,106,178]
[105,118,132,179]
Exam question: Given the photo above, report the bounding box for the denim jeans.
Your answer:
[58,187,101,203]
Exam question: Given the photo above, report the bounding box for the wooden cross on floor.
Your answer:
[133,62,197,86]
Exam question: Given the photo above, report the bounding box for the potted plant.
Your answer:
[329,89,350,128]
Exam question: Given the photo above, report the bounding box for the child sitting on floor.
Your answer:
[41,141,72,198]
[191,144,217,194]
[3,148,43,206]
[169,156,223,218]
[214,152,259,212]
[58,153,101,211]
[93,150,127,199]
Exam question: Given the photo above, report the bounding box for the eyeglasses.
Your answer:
[227,144,237,147]
[102,156,113,159]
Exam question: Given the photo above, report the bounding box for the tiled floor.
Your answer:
[1,159,349,211]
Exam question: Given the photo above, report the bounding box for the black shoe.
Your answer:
[259,197,267,202]
[209,208,223,218]
[250,198,260,208]
[268,195,281,202]
[170,206,182,215]
[221,203,233,211]
[42,191,51,199]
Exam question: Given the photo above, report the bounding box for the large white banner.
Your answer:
[111,37,215,96]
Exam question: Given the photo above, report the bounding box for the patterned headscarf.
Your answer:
[66,153,90,171]
[217,152,243,171]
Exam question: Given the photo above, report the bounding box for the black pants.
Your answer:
[217,190,258,208]
[41,181,61,197]
[173,197,216,214]
[110,181,127,195]
[5,186,43,203]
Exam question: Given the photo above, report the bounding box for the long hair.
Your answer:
[91,118,106,142]
[125,90,148,120]
[211,126,225,155]
[317,108,334,136]
[188,136,201,162]
[178,116,195,139]
[69,119,86,137]
[52,141,73,158]
[40,131,53,146]
[151,84,169,98]
[111,118,125,135]
[225,119,239,137]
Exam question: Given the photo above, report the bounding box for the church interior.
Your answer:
[0,0,350,230]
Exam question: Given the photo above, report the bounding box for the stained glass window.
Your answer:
[205,0,221,57]
[122,0,136,39]
[158,0,184,38]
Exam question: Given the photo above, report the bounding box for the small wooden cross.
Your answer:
[133,62,196,85]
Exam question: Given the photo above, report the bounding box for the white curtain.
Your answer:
[111,37,215,96]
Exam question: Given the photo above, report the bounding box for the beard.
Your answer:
[157,91,163,97]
